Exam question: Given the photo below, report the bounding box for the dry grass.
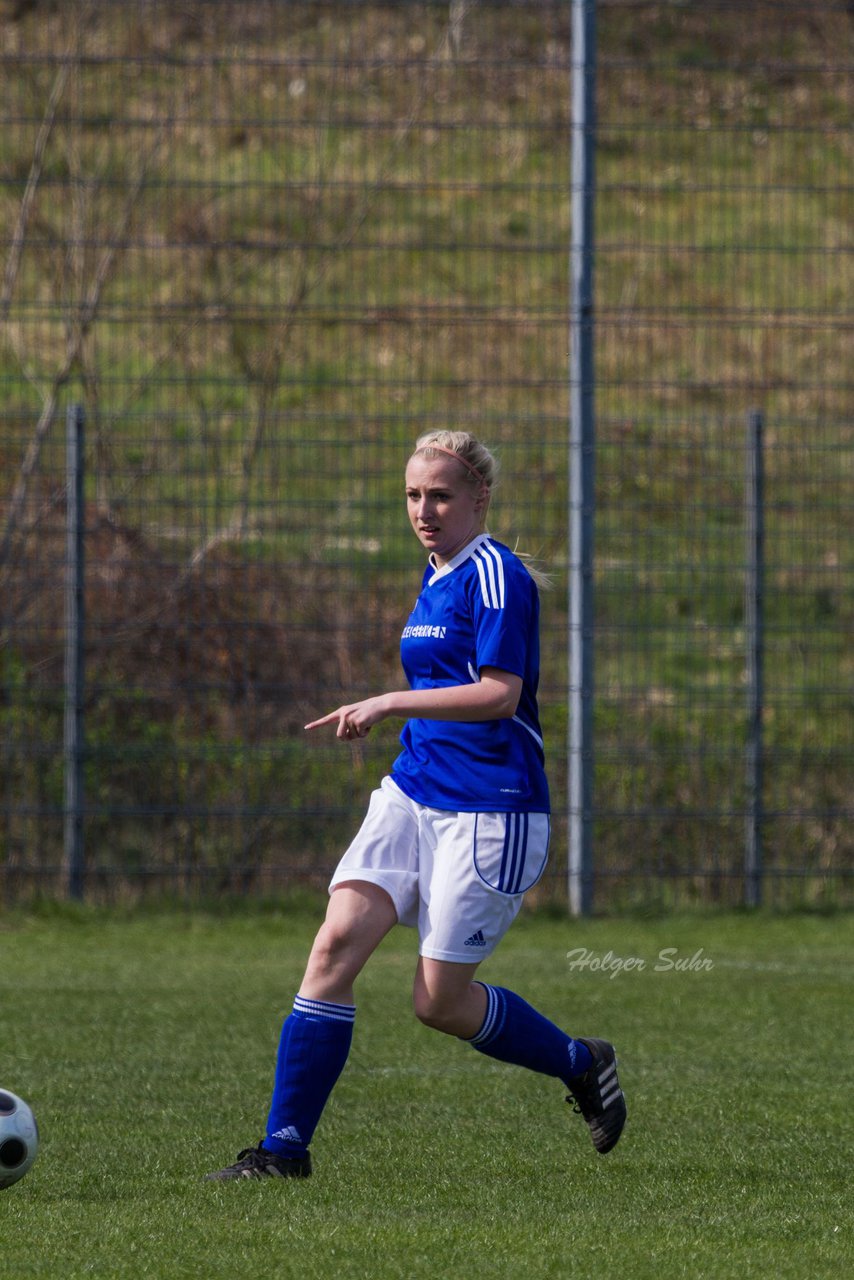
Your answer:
[0,1,850,903]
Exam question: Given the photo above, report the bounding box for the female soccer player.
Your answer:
[207,431,626,1180]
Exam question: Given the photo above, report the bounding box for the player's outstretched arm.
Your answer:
[305,667,522,740]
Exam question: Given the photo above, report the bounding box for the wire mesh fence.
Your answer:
[0,0,851,908]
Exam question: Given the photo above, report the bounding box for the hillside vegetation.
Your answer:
[0,1,850,905]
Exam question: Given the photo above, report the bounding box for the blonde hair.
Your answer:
[410,430,552,589]
[413,430,498,491]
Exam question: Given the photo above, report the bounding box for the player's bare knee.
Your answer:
[304,920,352,983]
[413,991,461,1035]
[414,1002,452,1033]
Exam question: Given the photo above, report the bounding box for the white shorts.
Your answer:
[328,777,550,963]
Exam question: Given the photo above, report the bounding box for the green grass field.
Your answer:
[1,904,851,1279]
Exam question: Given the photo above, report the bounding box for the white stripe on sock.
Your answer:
[468,984,500,1046]
[293,995,356,1023]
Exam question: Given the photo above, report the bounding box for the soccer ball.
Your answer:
[0,1090,39,1189]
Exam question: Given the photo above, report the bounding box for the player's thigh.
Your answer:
[302,881,397,994]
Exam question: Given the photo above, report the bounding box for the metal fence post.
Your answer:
[568,0,597,917]
[64,403,85,900]
[745,409,765,907]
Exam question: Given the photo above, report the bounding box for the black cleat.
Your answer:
[204,1144,312,1181]
[566,1038,627,1154]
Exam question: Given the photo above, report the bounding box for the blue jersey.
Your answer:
[391,534,550,814]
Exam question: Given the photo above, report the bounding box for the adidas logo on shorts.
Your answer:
[464,929,487,948]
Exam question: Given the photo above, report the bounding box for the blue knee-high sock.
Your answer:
[465,984,592,1086]
[263,995,355,1159]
